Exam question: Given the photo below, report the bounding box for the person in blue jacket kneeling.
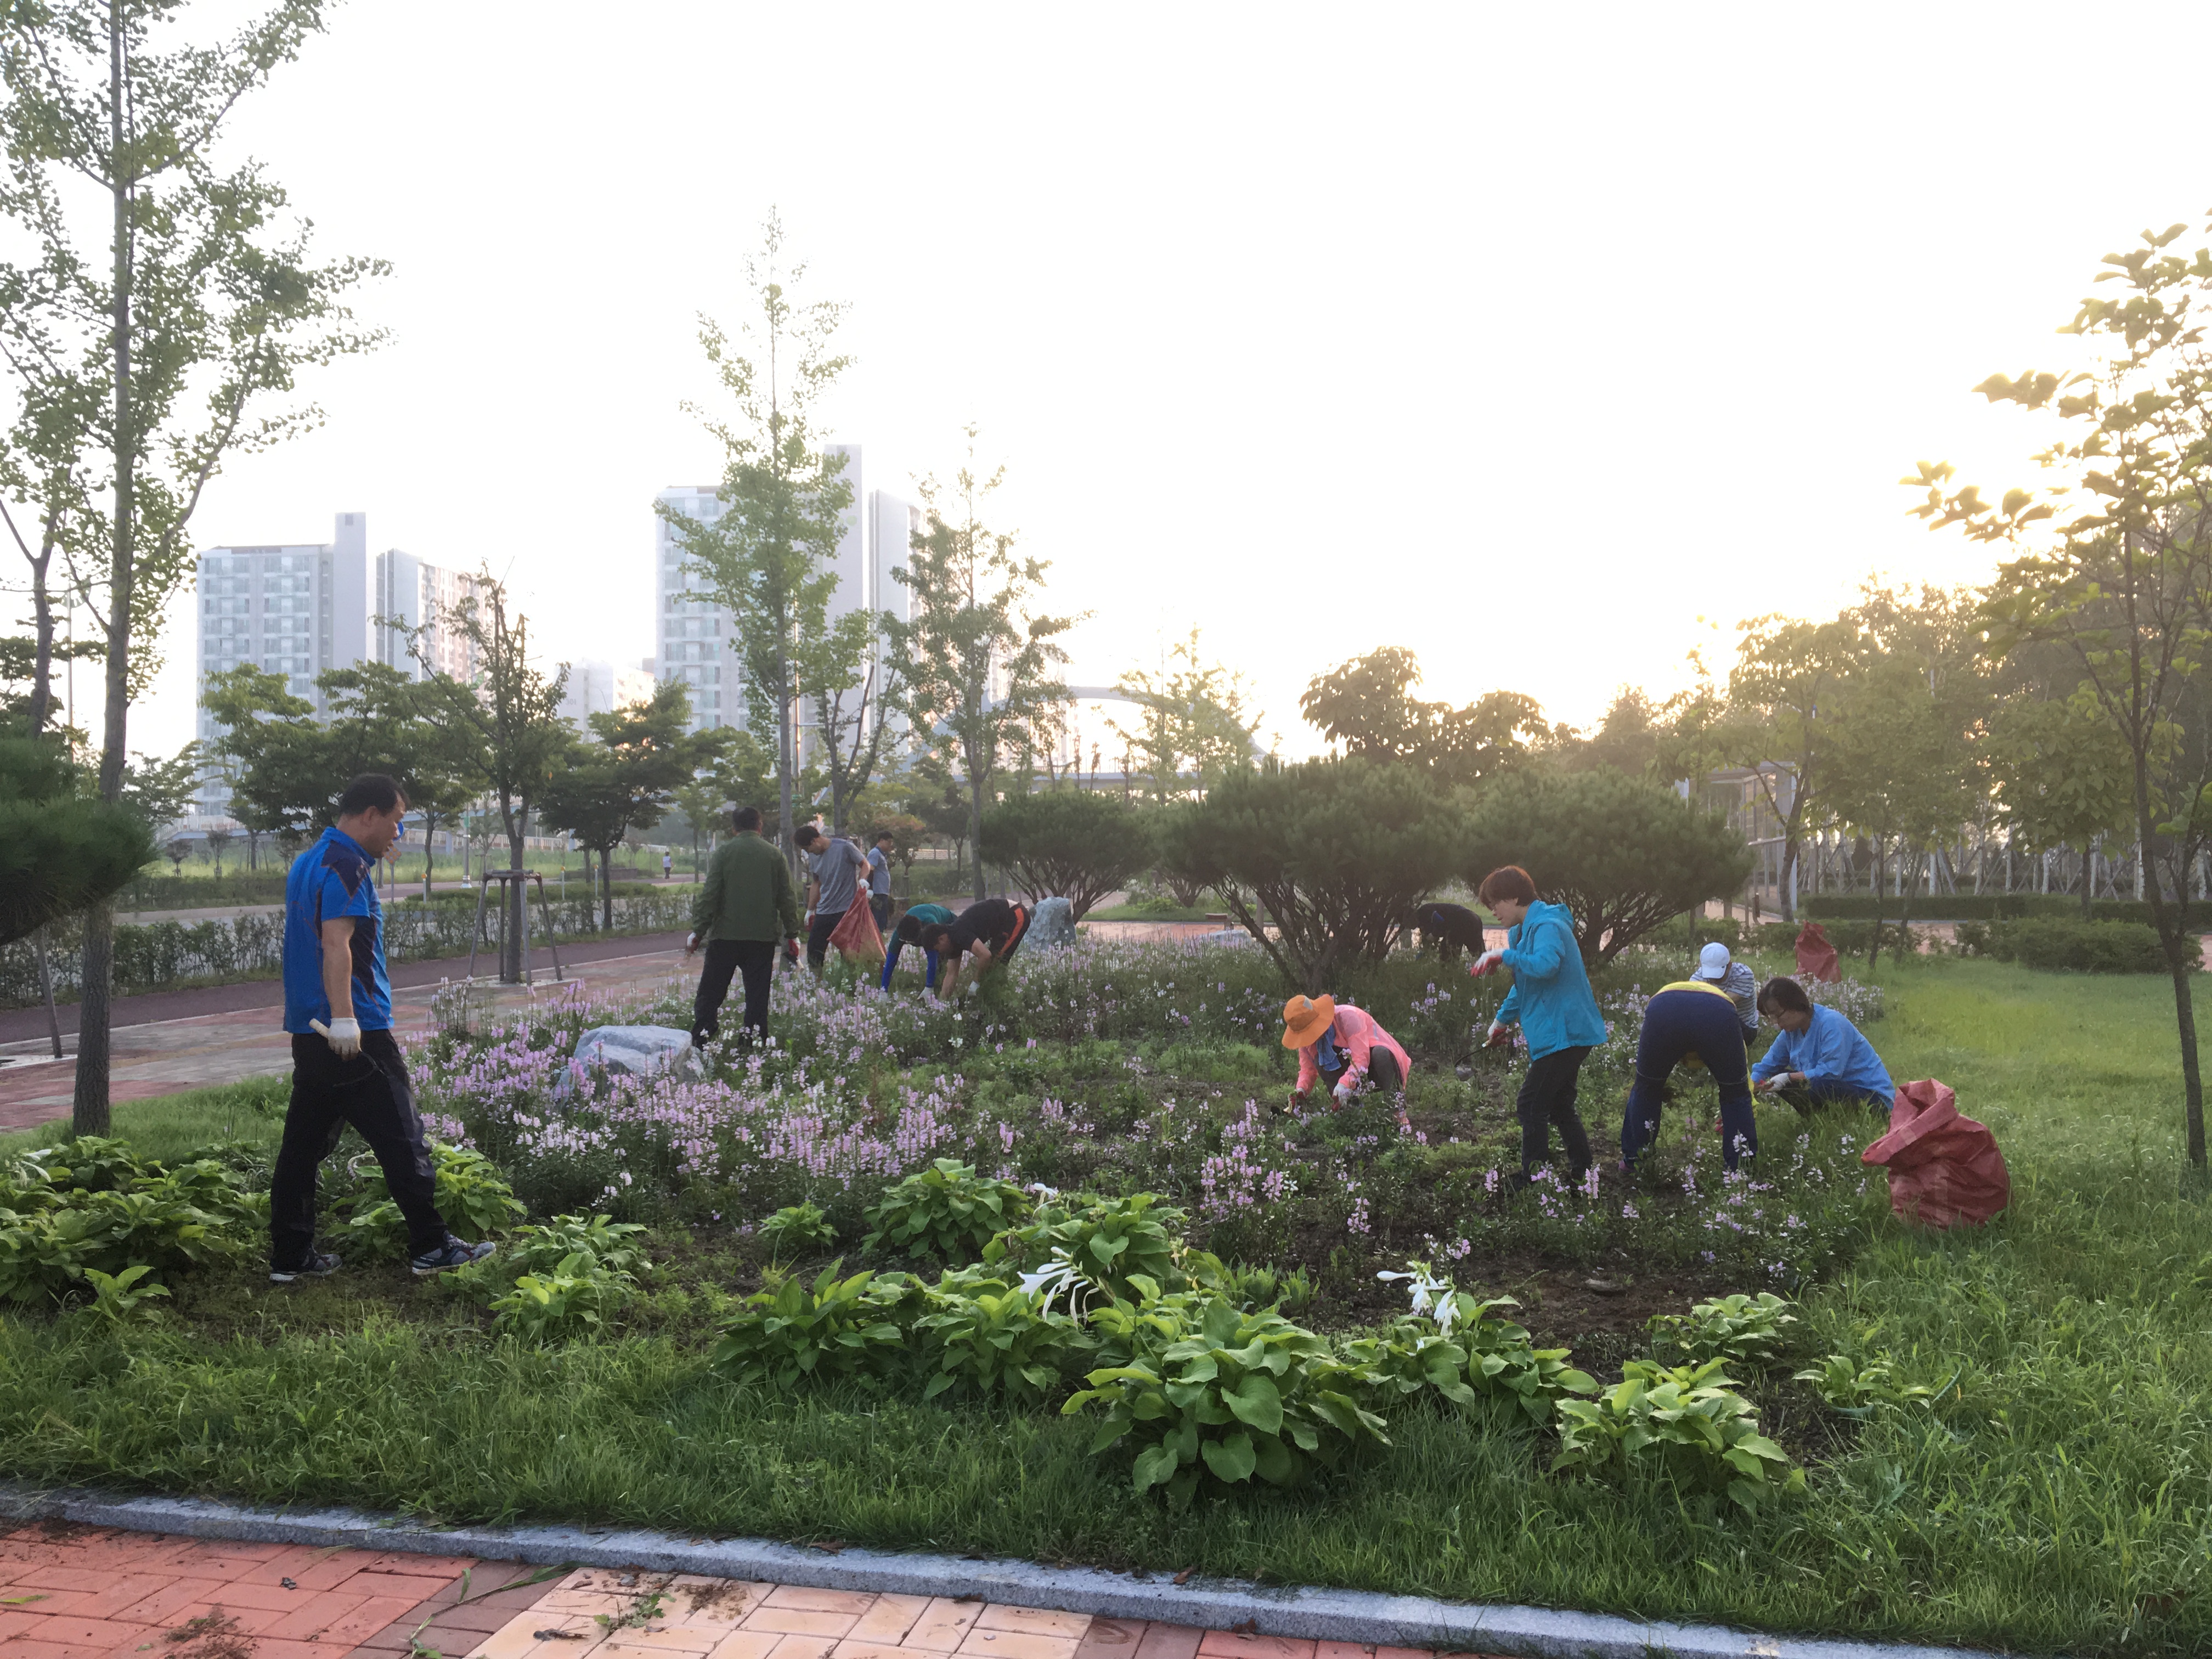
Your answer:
[1474,865,1609,1188]
[1752,977,1894,1113]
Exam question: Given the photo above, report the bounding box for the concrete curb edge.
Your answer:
[0,1485,2007,1659]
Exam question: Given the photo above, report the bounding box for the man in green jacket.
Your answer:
[684,805,802,1049]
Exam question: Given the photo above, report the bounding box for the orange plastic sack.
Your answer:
[1861,1078,2010,1229]
[827,899,885,967]
[1795,921,1841,984]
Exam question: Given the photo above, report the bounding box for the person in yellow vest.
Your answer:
[1620,975,1758,1172]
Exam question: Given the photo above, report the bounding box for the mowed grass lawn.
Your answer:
[4,958,2211,1656]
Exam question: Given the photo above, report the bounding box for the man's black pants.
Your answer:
[271,1030,447,1269]
[693,938,778,1045]
[1517,1044,1594,1177]
[806,906,850,971]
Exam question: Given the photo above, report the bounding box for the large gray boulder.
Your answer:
[1028,895,1076,951]
[555,1024,704,1099]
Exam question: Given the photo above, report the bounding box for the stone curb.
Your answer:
[0,1486,2006,1659]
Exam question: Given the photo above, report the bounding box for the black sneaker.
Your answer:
[410,1237,496,1277]
[270,1251,342,1284]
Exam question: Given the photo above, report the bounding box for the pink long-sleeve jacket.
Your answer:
[1294,1003,1413,1096]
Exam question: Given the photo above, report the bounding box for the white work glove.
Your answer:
[1470,950,1505,978]
[1485,1020,1513,1049]
[311,1016,362,1057]
[1331,1075,1357,1105]
[685,931,700,955]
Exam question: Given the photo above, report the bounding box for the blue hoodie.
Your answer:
[1494,899,1609,1060]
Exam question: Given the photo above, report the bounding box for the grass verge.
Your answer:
[3,958,2210,1655]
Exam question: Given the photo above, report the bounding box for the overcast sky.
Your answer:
[74,1,2212,758]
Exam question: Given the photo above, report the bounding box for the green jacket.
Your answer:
[692,833,802,943]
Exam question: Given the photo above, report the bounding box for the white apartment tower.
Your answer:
[655,449,916,742]
[374,550,479,681]
[194,512,477,820]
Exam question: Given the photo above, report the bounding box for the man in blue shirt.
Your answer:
[1752,976,1894,1110]
[269,774,495,1283]
[866,831,896,934]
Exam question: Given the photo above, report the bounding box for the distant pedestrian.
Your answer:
[662,850,673,881]
[915,897,1031,1000]
[882,902,953,992]
[795,822,872,973]
[685,805,802,1048]
[867,831,896,934]
[269,774,494,1284]
[1474,864,1607,1188]
[1415,900,1488,963]
[1692,941,1759,1043]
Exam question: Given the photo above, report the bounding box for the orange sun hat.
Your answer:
[1281,993,1337,1050]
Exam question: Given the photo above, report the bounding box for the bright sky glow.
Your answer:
[87,0,2212,758]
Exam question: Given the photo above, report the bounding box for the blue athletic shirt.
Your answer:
[283,826,393,1033]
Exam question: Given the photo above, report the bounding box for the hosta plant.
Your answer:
[759,1201,838,1259]
[1647,1291,1799,1369]
[915,1277,1094,1407]
[1347,1292,1595,1427]
[490,1250,634,1342]
[984,1192,1186,1302]
[711,1260,925,1390]
[1,1149,256,1305]
[1064,1285,1389,1508]
[347,1143,525,1260]
[1553,1358,1804,1513]
[1794,1352,1937,1418]
[863,1160,1031,1263]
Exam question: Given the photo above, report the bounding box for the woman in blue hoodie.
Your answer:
[1474,865,1610,1187]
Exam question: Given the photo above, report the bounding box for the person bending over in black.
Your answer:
[916,898,1031,1001]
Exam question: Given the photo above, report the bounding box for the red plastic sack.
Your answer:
[1795,921,1841,984]
[1861,1078,2010,1229]
[827,899,885,967]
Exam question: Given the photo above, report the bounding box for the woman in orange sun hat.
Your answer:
[1283,992,1413,1110]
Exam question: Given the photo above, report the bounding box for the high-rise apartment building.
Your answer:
[194,511,478,821]
[374,549,479,681]
[655,449,915,742]
[561,658,657,729]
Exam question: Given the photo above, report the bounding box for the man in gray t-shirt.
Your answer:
[866,831,895,931]
[796,823,870,972]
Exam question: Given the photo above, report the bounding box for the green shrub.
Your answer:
[914,1276,1094,1407]
[1347,1290,1595,1426]
[1793,1352,1937,1418]
[1957,917,2194,974]
[1647,1291,1799,1369]
[978,791,1155,922]
[983,1192,1184,1301]
[758,1202,838,1259]
[1064,1286,1389,1508]
[710,1260,923,1390]
[862,1160,1031,1263]
[1552,1358,1803,1513]
[0,1139,258,1305]
[489,1251,633,1342]
[346,1143,524,1259]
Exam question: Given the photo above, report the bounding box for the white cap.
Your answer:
[1696,942,1732,979]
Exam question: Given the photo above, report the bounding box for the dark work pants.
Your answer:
[806,906,848,970]
[1517,1045,1594,1177]
[693,939,777,1045]
[1320,1048,1406,1098]
[1777,1078,1891,1114]
[1623,988,1757,1171]
[271,1030,447,1269]
[871,893,892,933]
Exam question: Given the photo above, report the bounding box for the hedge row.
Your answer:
[1803,893,2163,924]
[0,889,697,1008]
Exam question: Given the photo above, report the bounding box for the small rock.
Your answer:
[1026,895,1076,950]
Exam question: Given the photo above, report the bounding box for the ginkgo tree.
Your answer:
[1908,216,2212,1175]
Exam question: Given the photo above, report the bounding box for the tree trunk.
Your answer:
[969,764,986,903]
[423,814,435,900]
[2080,839,2095,919]
[777,643,797,881]
[76,10,134,1138]
[1867,836,1887,974]
[37,927,63,1060]
[601,845,614,934]
[503,827,526,982]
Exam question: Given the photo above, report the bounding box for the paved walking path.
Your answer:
[0,942,694,1135]
[0,1527,1396,1659]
